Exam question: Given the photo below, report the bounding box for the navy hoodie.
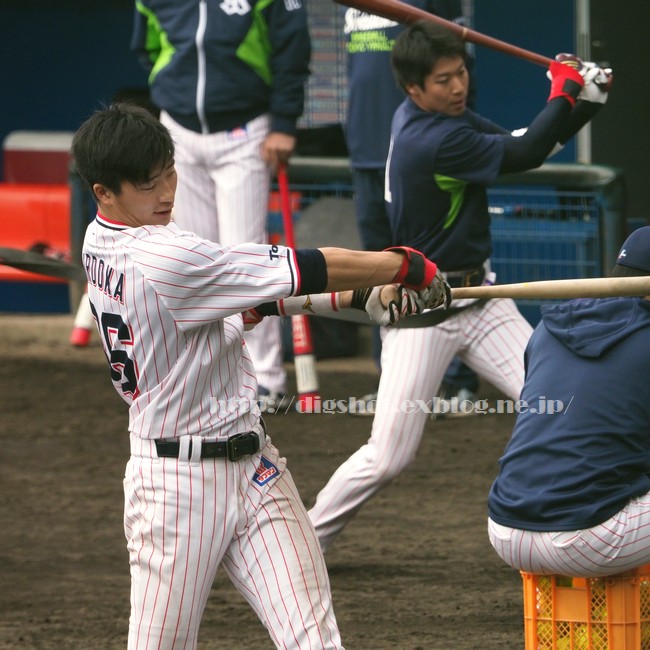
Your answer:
[488,297,650,531]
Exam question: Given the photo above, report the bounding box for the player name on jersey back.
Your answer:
[84,253,125,303]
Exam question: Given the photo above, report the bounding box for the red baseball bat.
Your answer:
[278,164,320,413]
[334,0,553,67]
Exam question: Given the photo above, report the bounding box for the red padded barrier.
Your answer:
[0,183,71,283]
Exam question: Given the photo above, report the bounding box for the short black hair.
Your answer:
[391,21,467,92]
[71,103,174,197]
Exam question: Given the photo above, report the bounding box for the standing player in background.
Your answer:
[309,21,612,553]
[131,0,311,411]
[342,0,479,414]
[72,103,450,650]
[488,227,650,577]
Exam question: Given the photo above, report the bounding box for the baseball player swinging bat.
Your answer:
[277,164,320,412]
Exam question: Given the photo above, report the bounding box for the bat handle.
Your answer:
[466,27,552,67]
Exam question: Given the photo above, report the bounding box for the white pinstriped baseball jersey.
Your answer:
[83,214,343,648]
[83,214,297,439]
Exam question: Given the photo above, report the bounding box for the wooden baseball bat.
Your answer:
[451,277,650,301]
[277,164,321,413]
[334,0,553,67]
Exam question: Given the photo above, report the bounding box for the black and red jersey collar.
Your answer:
[96,211,130,230]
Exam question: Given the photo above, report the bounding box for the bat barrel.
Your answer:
[451,277,650,301]
[334,0,552,68]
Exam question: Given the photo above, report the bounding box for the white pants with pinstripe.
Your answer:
[125,435,342,649]
[161,111,286,393]
[488,493,650,578]
[309,298,533,552]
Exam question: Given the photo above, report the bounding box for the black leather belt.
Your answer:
[444,267,485,288]
[155,431,262,461]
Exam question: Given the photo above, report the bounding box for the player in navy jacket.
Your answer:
[308,21,611,553]
[488,227,650,577]
[342,1,474,398]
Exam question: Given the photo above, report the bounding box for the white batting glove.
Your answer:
[578,64,612,104]
[352,285,422,326]
[418,273,452,310]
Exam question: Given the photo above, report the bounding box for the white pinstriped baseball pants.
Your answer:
[488,494,650,578]
[309,298,533,552]
[125,435,342,649]
[161,111,286,393]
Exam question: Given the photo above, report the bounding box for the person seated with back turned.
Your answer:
[488,226,650,578]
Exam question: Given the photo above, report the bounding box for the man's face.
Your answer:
[93,161,177,227]
[406,55,469,115]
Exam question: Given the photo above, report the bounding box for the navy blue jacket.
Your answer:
[488,297,650,531]
[387,100,506,269]
[131,0,310,135]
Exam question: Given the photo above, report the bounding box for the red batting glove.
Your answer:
[547,55,584,106]
[384,246,438,291]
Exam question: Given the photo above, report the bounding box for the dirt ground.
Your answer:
[0,314,526,649]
